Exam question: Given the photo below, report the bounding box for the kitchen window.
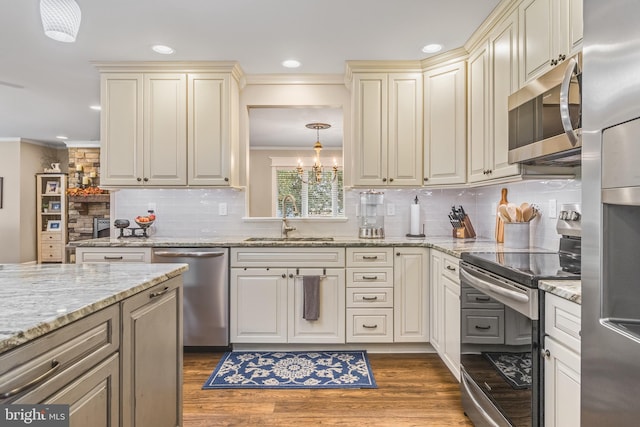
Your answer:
[272,157,344,218]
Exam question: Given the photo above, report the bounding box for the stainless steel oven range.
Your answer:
[459,204,581,427]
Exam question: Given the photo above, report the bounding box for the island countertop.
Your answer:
[0,263,188,354]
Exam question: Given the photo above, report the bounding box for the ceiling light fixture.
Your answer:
[422,43,443,54]
[296,123,337,183]
[89,105,101,111]
[56,135,68,140]
[40,0,82,43]
[282,59,301,69]
[152,45,175,55]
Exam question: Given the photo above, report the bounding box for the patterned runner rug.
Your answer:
[484,351,532,389]
[202,351,377,389]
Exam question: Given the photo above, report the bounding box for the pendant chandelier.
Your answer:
[296,122,338,183]
[40,0,82,43]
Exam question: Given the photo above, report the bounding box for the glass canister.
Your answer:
[359,190,385,238]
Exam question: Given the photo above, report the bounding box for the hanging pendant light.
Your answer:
[40,0,82,43]
[296,122,338,183]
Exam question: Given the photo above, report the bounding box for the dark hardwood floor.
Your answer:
[183,352,473,426]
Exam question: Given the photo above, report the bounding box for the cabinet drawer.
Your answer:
[461,308,504,344]
[346,267,393,287]
[346,248,393,267]
[76,248,151,264]
[0,305,120,403]
[41,232,62,241]
[461,286,504,309]
[231,247,345,268]
[41,246,62,262]
[346,287,393,308]
[346,309,394,342]
[545,293,581,354]
[442,254,460,282]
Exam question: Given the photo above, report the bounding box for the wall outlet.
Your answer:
[386,203,395,216]
[219,202,228,216]
[548,199,557,218]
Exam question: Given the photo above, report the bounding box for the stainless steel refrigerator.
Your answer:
[582,1,640,424]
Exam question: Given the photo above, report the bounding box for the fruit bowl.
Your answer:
[134,218,154,228]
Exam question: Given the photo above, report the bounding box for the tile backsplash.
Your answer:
[113,178,580,251]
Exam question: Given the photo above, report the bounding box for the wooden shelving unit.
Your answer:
[36,173,68,263]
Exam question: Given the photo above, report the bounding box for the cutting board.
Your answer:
[495,188,508,243]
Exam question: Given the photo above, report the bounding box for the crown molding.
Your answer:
[464,0,519,53]
[92,61,245,82]
[244,74,346,86]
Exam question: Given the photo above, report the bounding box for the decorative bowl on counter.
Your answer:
[134,218,154,229]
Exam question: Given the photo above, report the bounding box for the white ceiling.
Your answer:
[0,0,500,146]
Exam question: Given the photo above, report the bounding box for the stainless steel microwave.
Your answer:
[508,53,582,165]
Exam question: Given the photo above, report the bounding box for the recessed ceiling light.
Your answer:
[282,59,301,69]
[422,44,443,54]
[56,135,68,140]
[90,105,101,111]
[152,44,175,55]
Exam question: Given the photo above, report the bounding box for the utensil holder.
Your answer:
[453,215,476,239]
[503,222,530,249]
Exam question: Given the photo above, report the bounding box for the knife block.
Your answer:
[453,215,476,239]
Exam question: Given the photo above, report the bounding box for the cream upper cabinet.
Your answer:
[98,63,242,187]
[101,73,187,186]
[423,60,467,186]
[488,10,521,181]
[351,69,423,187]
[187,73,238,186]
[519,0,584,85]
[467,42,491,183]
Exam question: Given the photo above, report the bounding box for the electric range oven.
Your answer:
[458,205,581,427]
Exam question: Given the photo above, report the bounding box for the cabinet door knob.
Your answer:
[224,177,229,182]
[137,177,142,182]
[143,177,149,182]
[382,178,387,182]
[423,177,429,181]
[551,59,558,66]
[389,178,394,182]
[282,274,286,278]
[558,53,566,61]
[289,273,294,278]
[542,349,551,358]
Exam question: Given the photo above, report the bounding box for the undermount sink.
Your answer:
[244,237,334,242]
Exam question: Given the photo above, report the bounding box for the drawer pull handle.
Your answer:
[475,296,491,302]
[475,325,491,330]
[0,359,60,399]
[103,256,124,260]
[362,276,379,280]
[446,265,457,272]
[363,324,378,329]
[362,296,378,301]
[362,256,378,260]
[149,286,170,298]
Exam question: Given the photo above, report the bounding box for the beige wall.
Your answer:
[0,140,67,263]
[249,148,342,217]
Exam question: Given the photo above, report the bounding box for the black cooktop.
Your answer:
[461,251,581,288]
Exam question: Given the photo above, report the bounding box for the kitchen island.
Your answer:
[0,262,187,427]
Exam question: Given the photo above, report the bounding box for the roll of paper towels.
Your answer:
[410,204,420,235]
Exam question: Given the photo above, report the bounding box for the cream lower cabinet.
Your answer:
[543,293,581,427]
[394,247,429,342]
[430,249,460,380]
[121,277,183,427]
[75,247,152,264]
[230,248,346,344]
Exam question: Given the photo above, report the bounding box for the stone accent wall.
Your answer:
[67,148,109,241]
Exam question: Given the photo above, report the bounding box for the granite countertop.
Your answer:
[0,263,188,354]
[539,280,582,304]
[68,235,521,258]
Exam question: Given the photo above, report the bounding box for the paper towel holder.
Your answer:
[406,196,426,239]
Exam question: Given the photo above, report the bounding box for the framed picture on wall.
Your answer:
[47,220,62,231]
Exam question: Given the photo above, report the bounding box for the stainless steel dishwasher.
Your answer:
[152,248,229,347]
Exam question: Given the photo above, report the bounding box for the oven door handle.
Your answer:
[460,267,529,303]
[461,370,500,427]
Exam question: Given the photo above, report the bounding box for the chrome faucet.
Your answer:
[281,194,298,237]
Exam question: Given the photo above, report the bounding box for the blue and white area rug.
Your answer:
[202,351,377,389]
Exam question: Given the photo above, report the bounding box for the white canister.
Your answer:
[503,222,530,249]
